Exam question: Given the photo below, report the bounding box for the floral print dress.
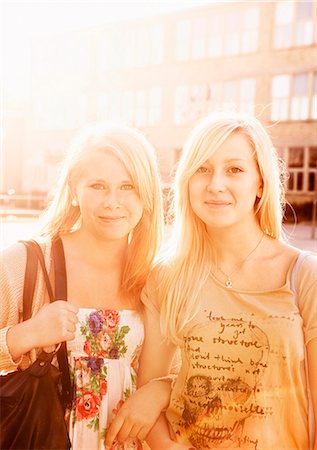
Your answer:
[67,308,145,450]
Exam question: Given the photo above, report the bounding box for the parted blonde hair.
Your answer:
[159,112,286,343]
[40,123,164,298]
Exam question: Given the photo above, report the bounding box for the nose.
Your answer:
[103,189,121,209]
[206,173,226,193]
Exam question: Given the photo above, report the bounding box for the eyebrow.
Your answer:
[206,158,248,164]
[87,178,133,183]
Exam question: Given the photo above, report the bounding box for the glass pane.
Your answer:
[293,74,308,95]
[272,75,290,97]
[295,21,313,45]
[223,81,237,102]
[308,172,315,191]
[275,1,294,24]
[314,74,317,93]
[289,147,304,167]
[297,172,303,190]
[288,172,294,190]
[244,8,259,28]
[274,25,292,48]
[297,0,313,19]
[309,147,317,167]
[240,78,256,99]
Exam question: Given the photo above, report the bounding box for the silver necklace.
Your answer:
[217,233,265,288]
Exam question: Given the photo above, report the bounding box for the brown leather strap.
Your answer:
[21,240,54,302]
[20,238,72,411]
[52,237,73,410]
[20,241,39,321]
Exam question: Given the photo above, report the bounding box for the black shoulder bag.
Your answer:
[0,238,72,450]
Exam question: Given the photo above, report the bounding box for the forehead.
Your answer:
[206,132,255,162]
[76,150,132,180]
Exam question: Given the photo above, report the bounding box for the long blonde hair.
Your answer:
[39,123,164,298]
[159,112,286,343]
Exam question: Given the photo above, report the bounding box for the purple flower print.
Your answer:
[88,311,103,336]
[109,345,119,359]
[87,357,104,374]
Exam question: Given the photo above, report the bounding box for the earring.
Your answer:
[71,198,79,207]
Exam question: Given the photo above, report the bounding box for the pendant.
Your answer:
[225,279,233,288]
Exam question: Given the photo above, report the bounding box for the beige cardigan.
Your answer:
[0,238,53,373]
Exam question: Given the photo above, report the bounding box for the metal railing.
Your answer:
[0,194,48,216]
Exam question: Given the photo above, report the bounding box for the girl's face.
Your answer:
[188,132,263,234]
[73,151,143,242]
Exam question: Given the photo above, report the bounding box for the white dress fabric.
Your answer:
[67,308,145,450]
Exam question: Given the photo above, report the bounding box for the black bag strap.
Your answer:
[20,238,72,410]
[21,240,54,306]
[21,241,39,321]
[52,237,72,409]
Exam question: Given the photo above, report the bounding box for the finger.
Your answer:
[67,312,79,324]
[66,322,77,333]
[128,423,143,439]
[105,416,125,449]
[138,425,151,441]
[64,330,76,341]
[116,421,134,443]
[66,302,79,314]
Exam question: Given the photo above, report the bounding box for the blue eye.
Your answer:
[196,166,209,173]
[228,167,243,174]
[90,183,105,190]
[121,183,134,190]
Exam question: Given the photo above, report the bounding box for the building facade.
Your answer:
[10,1,317,213]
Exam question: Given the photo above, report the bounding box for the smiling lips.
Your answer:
[99,216,126,222]
[205,200,231,207]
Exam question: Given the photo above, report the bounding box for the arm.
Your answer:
[105,278,177,449]
[6,301,78,361]
[307,337,317,450]
[1,243,78,371]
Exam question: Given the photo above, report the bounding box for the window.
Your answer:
[148,88,162,126]
[35,94,88,130]
[274,0,316,48]
[242,8,259,53]
[207,16,224,57]
[271,72,316,121]
[192,18,206,59]
[271,75,290,121]
[312,73,317,119]
[98,24,164,70]
[291,73,309,119]
[286,147,317,193]
[97,89,162,127]
[174,78,256,124]
[176,20,191,61]
[273,2,294,48]
[308,147,317,191]
[176,7,259,60]
[224,12,241,55]
[296,0,314,45]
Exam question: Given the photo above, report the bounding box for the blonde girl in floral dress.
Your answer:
[0,123,168,449]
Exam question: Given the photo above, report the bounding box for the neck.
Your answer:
[208,223,264,263]
[63,228,128,269]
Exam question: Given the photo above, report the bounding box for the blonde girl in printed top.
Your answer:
[110,112,316,450]
[0,123,172,450]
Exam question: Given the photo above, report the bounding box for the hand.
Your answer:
[157,442,196,450]
[29,300,78,348]
[105,380,172,449]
